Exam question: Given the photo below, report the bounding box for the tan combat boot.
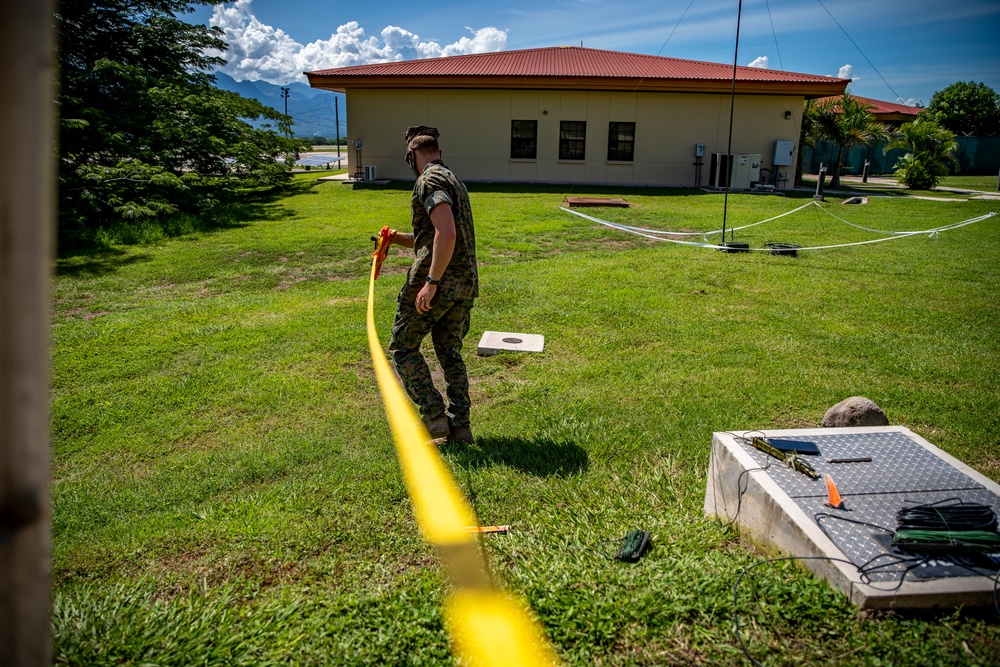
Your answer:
[422,415,451,444]
[449,424,474,445]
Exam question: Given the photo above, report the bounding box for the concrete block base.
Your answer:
[705,426,1000,609]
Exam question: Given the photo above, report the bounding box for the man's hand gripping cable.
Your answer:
[371,225,393,279]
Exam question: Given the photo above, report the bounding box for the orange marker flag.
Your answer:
[824,474,846,510]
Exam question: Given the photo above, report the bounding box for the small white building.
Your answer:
[307,46,848,188]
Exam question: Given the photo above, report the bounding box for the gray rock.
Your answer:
[822,396,889,427]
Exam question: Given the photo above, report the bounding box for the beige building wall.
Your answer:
[345,88,803,188]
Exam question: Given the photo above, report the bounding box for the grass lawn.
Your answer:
[937,175,999,192]
[51,174,1000,666]
[801,173,999,199]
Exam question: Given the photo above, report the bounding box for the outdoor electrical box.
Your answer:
[695,143,705,157]
[354,139,362,150]
[774,140,795,166]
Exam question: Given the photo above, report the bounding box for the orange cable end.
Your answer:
[372,226,392,279]
[466,525,510,534]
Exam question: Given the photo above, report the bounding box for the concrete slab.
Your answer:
[477,331,544,357]
[705,426,1000,609]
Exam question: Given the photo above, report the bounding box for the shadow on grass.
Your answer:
[56,179,324,275]
[446,435,588,478]
[55,249,155,277]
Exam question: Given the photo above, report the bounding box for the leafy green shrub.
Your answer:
[887,115,959,190]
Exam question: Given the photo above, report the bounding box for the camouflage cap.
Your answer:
[403,125,440,144]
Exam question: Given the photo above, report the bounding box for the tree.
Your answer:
[885,115,959,190]
[794,98,821,185]
[57,0,308,247]
[927,81,1000,137]
[811,92,891,189]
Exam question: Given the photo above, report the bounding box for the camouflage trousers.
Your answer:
[389,295,475,428]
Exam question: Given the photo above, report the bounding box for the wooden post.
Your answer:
[0,1,55,665]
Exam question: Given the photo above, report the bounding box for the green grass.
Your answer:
[802,173,999,199]
[51,174,1000,665]
[937,175,999,192]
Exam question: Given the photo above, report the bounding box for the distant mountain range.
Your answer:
[212,72,346,140]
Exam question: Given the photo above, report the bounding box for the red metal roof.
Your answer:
[818,95,922,116]
[307,46,848,97]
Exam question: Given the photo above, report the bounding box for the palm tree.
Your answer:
[885,115,959,190]
[812,92,890,188]
[794,98,821,186]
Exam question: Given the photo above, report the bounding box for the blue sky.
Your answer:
[189,0,1000,106]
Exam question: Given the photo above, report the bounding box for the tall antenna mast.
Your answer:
[721,0,743,249]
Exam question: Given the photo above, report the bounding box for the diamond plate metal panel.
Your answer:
[800,490,1000,582]
[730,430,1000,583]
[734,431,982,498]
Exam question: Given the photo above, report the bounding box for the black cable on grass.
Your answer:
[733,555,862,667]
[734,552,958,666]
[735,531,1000,664]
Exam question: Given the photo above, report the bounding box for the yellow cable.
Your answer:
[366,246,559,666]
[366,254,477,546]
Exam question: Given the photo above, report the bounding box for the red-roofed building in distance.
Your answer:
[307,46,848,188]
[816,94,922,128]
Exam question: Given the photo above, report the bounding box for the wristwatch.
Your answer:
[425,275,441,285]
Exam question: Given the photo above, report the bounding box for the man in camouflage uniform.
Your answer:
[385,126,478,444]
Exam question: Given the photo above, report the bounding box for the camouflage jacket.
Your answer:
[404,160,478,302]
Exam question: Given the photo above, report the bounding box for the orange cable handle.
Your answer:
[371,226,393,280]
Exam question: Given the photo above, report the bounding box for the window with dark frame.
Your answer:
[607,122,636,162]
[559,121,586,160]
[510,120,538,159]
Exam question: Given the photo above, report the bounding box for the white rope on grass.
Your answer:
[586,201,817,238]
[560,205,997,253]
[802,207,997,244]
[814,204,917,235]
[809,201,974,236]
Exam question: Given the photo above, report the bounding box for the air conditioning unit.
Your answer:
[731,153,761,189]
[710,153,762,189]
[709,153,731,188]
[363,164,377,181]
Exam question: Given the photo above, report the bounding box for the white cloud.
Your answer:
[896,97,921,107]
[837,64,858,81]
[747,56,769,69]
[210,0,508,83]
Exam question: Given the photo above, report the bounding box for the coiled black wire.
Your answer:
[895,498,998,532]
